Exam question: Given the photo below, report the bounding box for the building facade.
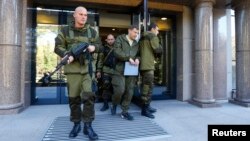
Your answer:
[0,0,248,114]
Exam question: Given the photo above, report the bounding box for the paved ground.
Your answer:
[0,100,250,141]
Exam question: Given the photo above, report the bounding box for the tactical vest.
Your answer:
[61,25,97,76]
[66,26,95,47]
[65,26,95,64]
[66,26,98,91]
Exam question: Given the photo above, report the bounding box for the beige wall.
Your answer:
[37,10,58,24]
[176,6,194,101]
[99,12,131,28]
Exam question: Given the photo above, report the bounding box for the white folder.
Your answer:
[124,62,139,76]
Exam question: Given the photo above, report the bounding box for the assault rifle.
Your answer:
[43,42,89,84]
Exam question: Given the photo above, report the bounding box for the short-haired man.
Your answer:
[110,25,140,121]
[139,23,162,119]
[96,34,116,111]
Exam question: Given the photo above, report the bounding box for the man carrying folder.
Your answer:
[110,25,140,121]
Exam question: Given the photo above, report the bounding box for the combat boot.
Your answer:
[83,122,98,140]
[110,104,117,115]
[69,122,81,138]
[148,104,157,113]
[141,104,155,119]
[100,100,109,111]
[121,112,134,121]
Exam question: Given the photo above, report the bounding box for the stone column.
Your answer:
[213,8,232,100]
[229,0,250,107]
[0,0,24,114]
[189,0,219,107]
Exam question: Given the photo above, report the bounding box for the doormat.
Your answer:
[42,113,170,141]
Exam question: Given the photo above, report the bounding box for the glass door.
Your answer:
[132,11,177,100]
[150,15,177,99]
[34,23,63,104]
[31,8,66,104]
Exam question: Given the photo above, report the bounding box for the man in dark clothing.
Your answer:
[96,34,116,111]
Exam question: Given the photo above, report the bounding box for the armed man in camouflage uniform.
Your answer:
[110,25,140,121]
[139,23,162,119]
[96,34,116,111]
[54,6,101,140]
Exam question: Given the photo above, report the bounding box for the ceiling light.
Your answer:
[36,7,43,10]
[161,17,167,21]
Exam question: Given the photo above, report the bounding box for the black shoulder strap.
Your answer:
[103,48,114,63]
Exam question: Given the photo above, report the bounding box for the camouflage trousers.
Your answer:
[101,73,113,101]
[140,70,154,104]
[66,74,95,123]
[111,74,137,113]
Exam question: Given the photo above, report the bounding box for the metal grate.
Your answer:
[42,113,170,141]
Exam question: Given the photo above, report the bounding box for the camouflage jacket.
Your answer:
[113,34,139,75]
[139,31,162,71]
[54,23,102,75]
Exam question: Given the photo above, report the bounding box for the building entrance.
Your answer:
[30,2,177,105]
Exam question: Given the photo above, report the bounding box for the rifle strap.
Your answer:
[103,47,114,64]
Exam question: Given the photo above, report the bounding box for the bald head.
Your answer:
[73,6,88,28]
[74,6,87,13]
